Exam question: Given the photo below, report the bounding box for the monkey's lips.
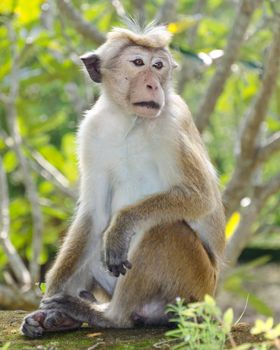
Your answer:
[133,101,160,110]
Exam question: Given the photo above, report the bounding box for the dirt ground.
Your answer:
[0,311,263,350]
[0,264,278,349]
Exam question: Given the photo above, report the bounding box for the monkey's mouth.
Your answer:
[133,101,160,110]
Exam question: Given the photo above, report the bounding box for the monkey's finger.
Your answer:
[118,264,127,275]
[124,260,132,269]
[108,265,120,277]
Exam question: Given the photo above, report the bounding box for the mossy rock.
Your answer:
[0,311,263,350]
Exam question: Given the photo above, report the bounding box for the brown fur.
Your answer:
[21,24,225,337]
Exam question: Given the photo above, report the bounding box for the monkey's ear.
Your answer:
[80,52,102,83]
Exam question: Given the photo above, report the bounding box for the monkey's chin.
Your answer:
[133,106,161,119]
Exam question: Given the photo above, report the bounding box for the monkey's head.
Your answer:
[81,25,177,119]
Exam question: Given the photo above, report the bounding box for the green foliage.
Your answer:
[166,297,280,350]
[0,0,279,318]
[166,295,234,350]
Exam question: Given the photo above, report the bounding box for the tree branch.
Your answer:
[225,171,280,267]
[111,0,126,18]
[156,0,177,23]
[223,14,280,218]
[29,149,77,200]
[0,157,31,286]
[224,202,258,268]
[0,284,40,310]
[239,17,280,158]
[256,172,280,204]
[5,22,43,284]
[55,0,105,45]
[188,0,206,47]
[256,131,280,163]
[195,0,262,133]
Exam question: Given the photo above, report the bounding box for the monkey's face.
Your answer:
[81,45,176,119]
[102,46,174,119]
[103,46,172,118]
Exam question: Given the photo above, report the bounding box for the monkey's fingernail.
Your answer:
[124,260,132,269]
[119,265,126,275]
[110,266,120,277]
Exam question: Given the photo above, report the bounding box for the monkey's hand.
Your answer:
[102,213,133,277]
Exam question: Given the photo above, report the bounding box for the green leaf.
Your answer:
[3,150,18,173]
[42,205,68,220]
[15,0,44,25]
[39,282,46,294]
[0,342,11,350]
[204,294,216,307]
[246,294,273,317]
[222,308,234,333]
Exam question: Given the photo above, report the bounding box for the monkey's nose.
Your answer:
[146,83,158,91]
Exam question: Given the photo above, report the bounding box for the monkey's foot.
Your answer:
[40,294,91,324]
[20,309,82,338]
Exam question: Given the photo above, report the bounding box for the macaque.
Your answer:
[21,24,225,337]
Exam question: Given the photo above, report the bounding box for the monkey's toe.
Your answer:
[21,311,47,338]
[44,310,82,330]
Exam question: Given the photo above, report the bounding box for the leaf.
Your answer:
[246,294,273,317]
[0,342,11,350]
[3,150,18,173]
[168,16,202,34]
[39,282,46,294]
[222,308,234,333]
[0,0,15,14]
[204,294,216,307]
[42,205,68,220]
[265,325,280,340]
[15,0,44,25]
[225,212,240,240]
[62,133,76,159]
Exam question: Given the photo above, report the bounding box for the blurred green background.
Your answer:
[0,0,279,319]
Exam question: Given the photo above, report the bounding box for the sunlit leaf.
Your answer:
[265,324,280,340]
[15,0,44,25]
[3,150,18,173]
[251,317,274,334]
[222,308,234,333]
[168,16,201,34]
[204,294,216,307]
[225,212,240,240]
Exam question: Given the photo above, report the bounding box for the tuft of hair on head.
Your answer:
[106,18,173,49]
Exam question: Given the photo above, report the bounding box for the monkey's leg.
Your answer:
[41,222,217,328]
[104,221,217,326]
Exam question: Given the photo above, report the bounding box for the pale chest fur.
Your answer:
[79,104,181,235]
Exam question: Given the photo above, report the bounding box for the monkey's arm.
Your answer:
[103,161,219,276]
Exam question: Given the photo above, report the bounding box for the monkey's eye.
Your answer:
[153,61,163,70]
[132,58,144,66]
